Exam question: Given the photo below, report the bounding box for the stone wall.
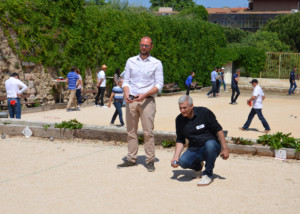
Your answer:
[0,27,96,105]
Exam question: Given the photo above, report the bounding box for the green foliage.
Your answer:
[177,5,208,21]
[257,132,300,152]
[0,0,227,88]
[231,137,254,146]
[43,124,51,131]
[161,139,176,148]
[54,119,83,130]
[223,27,250,44]
[263,12,300,52]
[150,0,195,12]
[239,31,290,53]
[138,136,144,145]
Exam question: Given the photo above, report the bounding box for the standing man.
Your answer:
[66,66,79,112]
[171,95,229,186]
[230,69,240,104]
[5,73,28,119]
[185,71,195,95]
[117,36,164,172]
[207,68,218,97]
[240,79,271,133]
[220,67,227,92]
[95,64,107,107]
[288,67,297,95]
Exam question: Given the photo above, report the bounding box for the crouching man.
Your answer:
[171,95,229,186]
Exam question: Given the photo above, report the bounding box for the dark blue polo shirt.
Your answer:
[232,73,238,86]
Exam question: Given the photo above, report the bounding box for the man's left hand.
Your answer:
[220,148,229,160]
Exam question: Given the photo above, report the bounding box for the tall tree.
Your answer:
[150,0,195,12]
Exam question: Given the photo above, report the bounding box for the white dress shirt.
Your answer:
[5,77,28,98]
[123,54,164,96]
[252,85,264,109]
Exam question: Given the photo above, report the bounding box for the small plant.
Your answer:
[138,136,144,145]
[3,121,11,125]
[161,140,176,148]
[33,99,40,107]
[257,132,300,152]
[43,124,51,131]
[231,137,254,146]
[14,62,20,69]
[54,119,83,130]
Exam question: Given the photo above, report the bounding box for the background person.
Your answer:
[230,69,240,104]
[207,68,218,98]
[113,68,121,86]
[5,73,28,119]
[66,66,79,112]
[240,79,271,133]
[171,95,229,186]
[185,71,195,95]
[289,67,297,95]
[95,64,107,107]
[75,68,83,109]
[117,36,164,172]
[108,78,125,127]
[220,67,227,92]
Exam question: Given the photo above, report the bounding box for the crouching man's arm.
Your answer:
[171,142,184,167]
[217,130,230,160]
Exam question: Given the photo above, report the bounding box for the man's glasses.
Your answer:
[140,44,150,48]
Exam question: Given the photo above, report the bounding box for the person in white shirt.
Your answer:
[240,79,271,133]
[117,36,164,172]
[95,64,107,107]
[5,73,28,119]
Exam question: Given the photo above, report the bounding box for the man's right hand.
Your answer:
[124,92,134,103]
[171,157,179,168]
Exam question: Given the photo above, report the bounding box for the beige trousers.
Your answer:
[66,89,78,109]
[126,98,156,164]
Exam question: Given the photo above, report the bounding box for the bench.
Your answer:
[82,89,98,103]
[0,94,40,109]
[163,83,181,93]
[190,82,203,90]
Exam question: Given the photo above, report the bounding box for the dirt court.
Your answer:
[0,137,300,214]
[22,90,300,140]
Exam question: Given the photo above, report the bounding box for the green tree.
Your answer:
[150,0,195,12]
[223,27,250,43]
[177,5,208,21]
[263,12,300,52]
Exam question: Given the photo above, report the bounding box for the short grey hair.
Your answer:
[178,95,193,106]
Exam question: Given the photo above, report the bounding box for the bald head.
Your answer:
[141,36,153,45]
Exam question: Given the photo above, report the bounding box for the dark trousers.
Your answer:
[231,85,240,103]
[242,108,270,131]
[95,87,106,106]
[185,84,190,95]
[76,89,82,105]
[7,98,21,119]
[207,81,217,97]
[179,140,221,177]
[289,81,297,94]
[111,101,124,126]
[216,80,220,93]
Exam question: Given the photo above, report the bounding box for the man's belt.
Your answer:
[129,95,153,100]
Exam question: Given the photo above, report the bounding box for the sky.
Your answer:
[128,0,249,8]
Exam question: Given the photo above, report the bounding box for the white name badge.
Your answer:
[196,124,205,130]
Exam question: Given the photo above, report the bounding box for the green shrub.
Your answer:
[257,132,300,152]
[161,140,176,148]
[54,119,83,130]
[231,137,254,146]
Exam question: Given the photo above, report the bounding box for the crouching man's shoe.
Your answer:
[197,175,212,186]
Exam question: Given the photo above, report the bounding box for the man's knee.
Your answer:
[204,140,221,155]
[179,156,191,169]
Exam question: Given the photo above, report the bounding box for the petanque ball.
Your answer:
[50,137,54,141]
[1,134,6,139]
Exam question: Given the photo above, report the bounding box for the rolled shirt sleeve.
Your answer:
[154,61,164,92]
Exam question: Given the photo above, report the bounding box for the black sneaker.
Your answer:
[66,109,71,112]
[146,162,155,172]
[117,160,136,168]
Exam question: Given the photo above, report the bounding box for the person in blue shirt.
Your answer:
[185,71,195,95]
[207,68,218,97]
[108,78,125,127]
[230,69,240,104]
[288,67,297,95]
[66,66,79,112]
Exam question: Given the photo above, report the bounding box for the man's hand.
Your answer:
[134,93,147,102]
[171,157,179,168]
[107,103,111,108]
[220,148,229,160]
[124,91,134,103]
